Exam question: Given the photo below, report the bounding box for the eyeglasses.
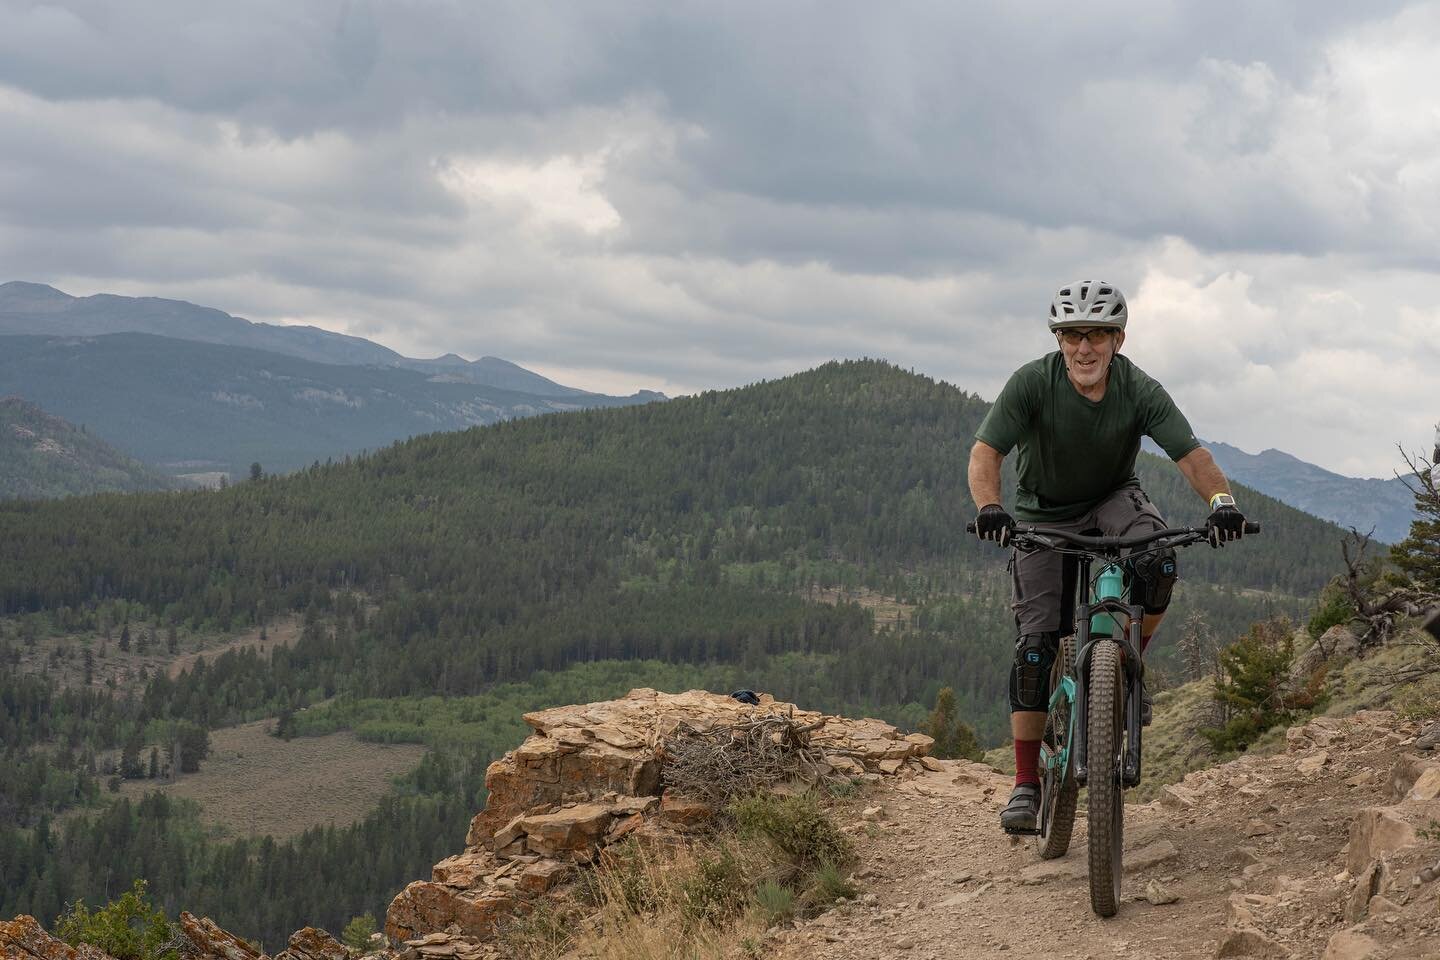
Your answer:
[1058,328,1116,345]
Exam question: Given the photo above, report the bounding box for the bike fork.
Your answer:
[1072,603,1146,789]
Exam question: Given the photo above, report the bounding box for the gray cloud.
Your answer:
[1,0,1438,475]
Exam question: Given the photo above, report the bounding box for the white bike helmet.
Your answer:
[1049,281,1127,331]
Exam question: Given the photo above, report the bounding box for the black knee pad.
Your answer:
[1129,547,1178,614]
[1009,632,1058,712]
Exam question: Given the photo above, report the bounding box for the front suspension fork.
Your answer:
[1071,601,1145,788]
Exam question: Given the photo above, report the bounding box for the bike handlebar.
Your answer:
[964,521,1261,549]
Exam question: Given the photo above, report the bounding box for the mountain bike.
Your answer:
[969,520,1260,916]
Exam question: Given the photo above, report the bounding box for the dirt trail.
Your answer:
[773,712,1440,960]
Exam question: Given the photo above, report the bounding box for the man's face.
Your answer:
[1056,327,1124,389]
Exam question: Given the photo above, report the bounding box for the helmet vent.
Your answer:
[1099,287,1112,295]
[1110,303,1124,316]
[1080,284,1090,299]
[1060,288,1071,296]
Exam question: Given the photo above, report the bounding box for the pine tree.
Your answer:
[118,623,131,653]
[120,730,144,780]
[1389,453,1439,595]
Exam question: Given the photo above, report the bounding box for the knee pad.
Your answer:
[1009,632,1058,712]
[1129,547,1178,614]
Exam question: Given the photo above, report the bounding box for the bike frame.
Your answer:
[1069,556,1146,789]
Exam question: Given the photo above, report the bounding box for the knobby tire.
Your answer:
[1086,639,1124,917]
[1037,637,1078,860]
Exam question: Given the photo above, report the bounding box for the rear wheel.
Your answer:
[1086,639,1125,917]
[1037,637,1078,860]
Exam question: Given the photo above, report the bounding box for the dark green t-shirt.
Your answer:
[974,353,1200,522]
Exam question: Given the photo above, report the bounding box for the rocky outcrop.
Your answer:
[0,916,114,960]
[272,928,352,960]
[178,912,266,960]
[388,687,934,943]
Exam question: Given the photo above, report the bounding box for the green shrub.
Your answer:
[727,792,853,873]
[678,848,749,928]
[1201,617,1325,753]
[751,882,794,925]
[799,862,858,912]
[1307,582,1355,639]
[53,880,177,960]
[340,914,377,952]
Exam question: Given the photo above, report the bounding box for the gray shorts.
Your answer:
[1011,482,1166,636]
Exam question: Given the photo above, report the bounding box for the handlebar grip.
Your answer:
[1244,521,1261,534]
[965,522,977,534]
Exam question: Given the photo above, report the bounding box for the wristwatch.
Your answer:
[1209,493,1236,510]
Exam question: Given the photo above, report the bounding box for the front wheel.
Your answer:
[1086,639,1125,917]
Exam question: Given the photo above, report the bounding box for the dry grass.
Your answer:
[105,717,426,840]
[499,791,856,960]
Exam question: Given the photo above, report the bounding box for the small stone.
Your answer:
[861,806,886,821]
[1125,838,1180,872]
[1321,929,1385,960]
[894,937,916,950]
[1144,880,1179,905]
[1215,928,1286,958]
[1297,751,1329,776]
[1409,766,1440,800]
[1243,820,1275,837]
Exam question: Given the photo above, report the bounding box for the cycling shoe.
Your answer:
[1000,783,1040,833]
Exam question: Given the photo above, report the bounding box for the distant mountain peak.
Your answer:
[0,281,661,399]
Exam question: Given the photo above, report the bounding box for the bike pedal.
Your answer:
[1002,826,1041,836]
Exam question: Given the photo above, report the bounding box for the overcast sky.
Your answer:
[2,1,1438,478]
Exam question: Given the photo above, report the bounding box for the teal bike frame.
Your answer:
[1040,562,1125,784]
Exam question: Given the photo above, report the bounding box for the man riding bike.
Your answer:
[967,280,1249,833]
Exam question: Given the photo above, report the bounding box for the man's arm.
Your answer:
[968,440,1005,509]
[1174,446,1230,506]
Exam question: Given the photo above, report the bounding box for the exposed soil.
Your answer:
[772,712,1440,960]
[107,717,426,840]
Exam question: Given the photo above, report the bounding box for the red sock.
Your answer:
[1014,739,1041,786]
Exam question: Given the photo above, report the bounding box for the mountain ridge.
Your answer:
[0,331,659,477]
[1203,439,1417,544]
[0,281,656,399]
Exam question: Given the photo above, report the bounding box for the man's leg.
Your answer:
[1001,540,1067,831]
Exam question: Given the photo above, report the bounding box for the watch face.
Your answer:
[1214,494,1236,508]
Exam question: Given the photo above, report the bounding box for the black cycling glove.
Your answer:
[1206,505,1246,548]
[975,504,1015,548]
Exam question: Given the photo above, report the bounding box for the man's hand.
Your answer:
[975,504,1015,547]
[1206,504,1246,547]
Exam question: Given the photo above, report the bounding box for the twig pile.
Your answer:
[660,710,836,805]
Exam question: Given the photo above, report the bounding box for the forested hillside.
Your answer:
[0,359,1351,944]
[0,398,180,498]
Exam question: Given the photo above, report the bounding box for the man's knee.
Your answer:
[1009,631,1058,712]
[1129,547,1178,615]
